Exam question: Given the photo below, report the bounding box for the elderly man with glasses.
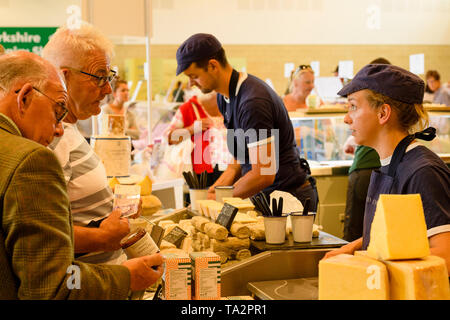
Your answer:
[0,50,163,299]
[42,23,136,265]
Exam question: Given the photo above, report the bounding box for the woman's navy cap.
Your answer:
[337,64,425,104]
[176,33,223,76]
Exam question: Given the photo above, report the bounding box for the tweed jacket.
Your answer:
[0,113,130,299]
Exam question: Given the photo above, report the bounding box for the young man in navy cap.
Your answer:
[322,64,450,274]
[175,33,318,210]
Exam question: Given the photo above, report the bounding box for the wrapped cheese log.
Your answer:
[213,251,229,264]
[248,223,265,240]
[204,222,228,241]
[191,216,211,232]
[230,223,250,239]
[210,237,250,252]
[199,232,210,249]
[233,249,251,261]
[181,236,193,253]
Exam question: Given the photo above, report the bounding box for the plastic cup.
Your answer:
[189,189,208,211]
[290,213,316,243]
[264,216,287,244]
[215,186,234,202]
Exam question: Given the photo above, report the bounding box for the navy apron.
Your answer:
[361,127,436,249]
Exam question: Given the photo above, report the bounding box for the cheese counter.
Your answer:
[134,206,347,299]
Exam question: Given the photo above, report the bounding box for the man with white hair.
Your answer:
[42,23,133,264]
[0,50,163,299]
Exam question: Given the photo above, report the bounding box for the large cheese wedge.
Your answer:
[367,194,430,260]
[138,175,152,196]
[319,254,389,300]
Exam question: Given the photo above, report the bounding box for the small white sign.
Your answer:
[310,61,320,77]
[409,53,425,75]
[265,78,275,91]
[338,60,354,79]
[284,62,295,78]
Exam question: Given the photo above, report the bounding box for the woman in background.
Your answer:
[102,79,140,140]
[283,65,317,111]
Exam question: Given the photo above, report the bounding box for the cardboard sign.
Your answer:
[215,203,238,230]
[150,224,165,247]
[163,226,188,248]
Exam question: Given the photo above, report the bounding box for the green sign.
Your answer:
[0,27,57,56]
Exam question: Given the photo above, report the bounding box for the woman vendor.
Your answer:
[323,64,450,275]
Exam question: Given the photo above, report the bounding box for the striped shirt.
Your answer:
[48,122,123,264]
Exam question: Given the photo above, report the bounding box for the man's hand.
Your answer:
[129,199,142,219]
[122,253,165,291]
[98,209,130,251]
[322,238,363,260]
[207,186,216,200]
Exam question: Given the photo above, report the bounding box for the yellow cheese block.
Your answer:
[355,251,450,300]
[137,176,152,196]
[384,256,450,300]
[367,194,430,260]
[319,254,389,300]
[222,197,255,212]
[233,212,258,224]
[208,202,224,220]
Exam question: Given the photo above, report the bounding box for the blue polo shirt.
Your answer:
[217,70,307,195]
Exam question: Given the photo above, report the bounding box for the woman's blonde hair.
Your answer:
[366,89,429,133]
[288,66,314,93]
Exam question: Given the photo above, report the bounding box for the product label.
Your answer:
[168,269,189,300]
[124,233,159,258]
[199,267,219,299]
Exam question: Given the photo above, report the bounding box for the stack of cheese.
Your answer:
[109,175,162,216]
[319,194,450,300]
[196,196,321,242]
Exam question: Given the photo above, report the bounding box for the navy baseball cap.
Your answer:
[176,33,223,76]
[337,64,425,104]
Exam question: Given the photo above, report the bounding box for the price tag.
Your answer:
[163,226,188,248]
[215,203,238,230]
[150,224,164,247]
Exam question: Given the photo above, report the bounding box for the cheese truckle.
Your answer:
[355,251,450,300]
[367,194,430,260]
[319,254,389,300]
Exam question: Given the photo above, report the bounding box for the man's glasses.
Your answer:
[15,87,69,123]
[32,87,69,123]
[62,66,117,87]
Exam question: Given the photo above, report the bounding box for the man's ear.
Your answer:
[378,103,392,125]
[16,83,34,115]
[208,59,220,72]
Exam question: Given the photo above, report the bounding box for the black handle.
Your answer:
[303,198,311,216]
